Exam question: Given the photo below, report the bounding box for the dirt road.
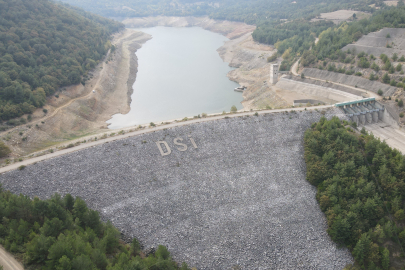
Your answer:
[291,38,319,76]
[291,58,300,76]
[0,246,23,270]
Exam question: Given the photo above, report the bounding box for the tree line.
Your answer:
[268,4,405,72]
[0,187,191,270]
[313,4,405,61]
[59,0,376,25]
[304,117,405,269]
[294,4,405,89]
[0,0,124,122]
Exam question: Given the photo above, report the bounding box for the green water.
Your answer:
[107,26,243,129]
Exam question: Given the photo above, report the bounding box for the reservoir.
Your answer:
[107,26,243,129]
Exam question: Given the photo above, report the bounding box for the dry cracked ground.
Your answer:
[0,109,353,269]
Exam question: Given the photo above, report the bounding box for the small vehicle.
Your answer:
[92,90,95,93]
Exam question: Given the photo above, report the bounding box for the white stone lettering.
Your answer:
[174,137,188,151]
[156,137,198,156]
[156,141,171,156]
[188,136,198,148]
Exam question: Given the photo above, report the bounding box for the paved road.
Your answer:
[0,246,23,270]
[0,105,333,174]
[365,122,405,153]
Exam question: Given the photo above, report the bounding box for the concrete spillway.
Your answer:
[336,98,384,126]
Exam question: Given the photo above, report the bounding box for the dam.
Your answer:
[0,108,353,269]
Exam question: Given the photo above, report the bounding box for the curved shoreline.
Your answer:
[122,16,276,111]
[0,17,273,158]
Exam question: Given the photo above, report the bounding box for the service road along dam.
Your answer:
[0,108,353,269]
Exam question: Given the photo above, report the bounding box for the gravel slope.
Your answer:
[0,108,353,269]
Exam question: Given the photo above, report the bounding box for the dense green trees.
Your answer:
[253,20,333,52]
[0,0,123,122]
[0,141,10,157]
[0,189,189,270]
[304,117,405,269]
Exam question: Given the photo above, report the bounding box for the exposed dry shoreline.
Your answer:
[0,16,276,158]
[123,16,278,110]
[0,29,151,157]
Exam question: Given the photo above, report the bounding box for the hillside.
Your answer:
[0,188,190,270]
[0,107,354,269]
[305,117,405,269]
[294,5,405,123]
[0,0,124,123]
[59,0,374,24]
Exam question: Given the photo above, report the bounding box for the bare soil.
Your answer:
[311,10,371,24]
[0,29,151,157]
[343,28,405,57]
[384,1,398,6]
[0,16,308,158]
[4,17,278,157]
[121,16,287,110]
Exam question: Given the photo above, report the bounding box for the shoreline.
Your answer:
[0,16,275,158]
[0,29,151,157]
[123,16,276,111]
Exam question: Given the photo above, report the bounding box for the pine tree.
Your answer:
[353,234,371,266]
[64,194,74,211]
[382,73,390,84]
[57,255,72,270]
[381,248,390,270]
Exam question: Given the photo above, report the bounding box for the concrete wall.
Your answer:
[286,75,365,96]
[302,68,397,96]
[293,99,325,106]
[277,78,362,104]
[383,107,400,128]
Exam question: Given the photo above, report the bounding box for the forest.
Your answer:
[305,117,405,269]
[313,4,405,61]
[56,0,386,73]
[253,3,405,71]
[0,188,190,270]
[0,0,123,122]
[253,20,334,70]
[59,0,376,24]
[290,4,405,89]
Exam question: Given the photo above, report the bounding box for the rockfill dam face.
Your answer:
[0,109,353,269]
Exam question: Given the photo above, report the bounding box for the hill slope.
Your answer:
[59,0,374,24]
[0,0,123,122]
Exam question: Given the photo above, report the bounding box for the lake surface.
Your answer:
[107,26,243,129]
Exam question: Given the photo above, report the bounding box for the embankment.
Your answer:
[302,68,397,96]
[0,108,353,269]
[275,77,362,105]
[342,28,405,57]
